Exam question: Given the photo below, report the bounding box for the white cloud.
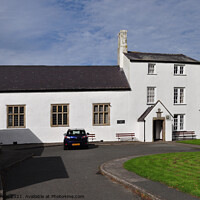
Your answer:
[0,0,199,65]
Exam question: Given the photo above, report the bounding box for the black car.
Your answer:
[63,129,89,150]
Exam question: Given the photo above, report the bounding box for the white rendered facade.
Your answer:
[0,30,200,144]
[121,55,200,142]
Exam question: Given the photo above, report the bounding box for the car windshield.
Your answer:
[67,130,86,136]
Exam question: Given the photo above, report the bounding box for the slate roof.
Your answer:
[124,51,200,64]
[0,65,131,92]
[138,106,154,122]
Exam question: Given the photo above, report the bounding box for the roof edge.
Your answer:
[138,100,173,122]
[0,65,120,68]
[129,59,200,65]
[0,88,131,93]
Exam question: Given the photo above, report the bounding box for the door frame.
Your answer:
[152,117,165,141]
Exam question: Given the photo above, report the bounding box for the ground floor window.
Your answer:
[93,103,110,126]
[51,104,69,127]
[7,105,26,128]
[174,114,185,131]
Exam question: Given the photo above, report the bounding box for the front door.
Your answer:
[153,119,165,141]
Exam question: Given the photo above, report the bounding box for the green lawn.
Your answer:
[177,139,200,145]
[124,152,200,197]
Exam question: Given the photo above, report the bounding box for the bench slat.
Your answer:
[116,133,135,136]
[116,133,135,141]
[87,134,96,142]
[173,131,196,140]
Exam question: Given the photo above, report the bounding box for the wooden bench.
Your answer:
[87,134,96,142]
[173,131,196,140]
[116,133,135,141]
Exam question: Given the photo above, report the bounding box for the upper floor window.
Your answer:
[174,64,185,75]
[148,64,156,74]
[174,114,184,131]
[51,104,69,127]
[7,105,25,128]
[147,87,156,104]
[93,103,110,126]
[174,88,185,104]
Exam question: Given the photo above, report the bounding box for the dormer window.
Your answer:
[174,64,185,75]
[148,63,156,74]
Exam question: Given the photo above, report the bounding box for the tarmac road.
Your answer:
[2,142,200,200]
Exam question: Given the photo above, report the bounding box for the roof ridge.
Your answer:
[128,51,184,56]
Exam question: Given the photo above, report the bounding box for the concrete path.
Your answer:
[100,155,199,200]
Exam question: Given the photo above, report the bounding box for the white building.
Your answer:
[0,30,199,144]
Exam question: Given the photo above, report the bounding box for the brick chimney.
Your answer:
[118,30,127,68]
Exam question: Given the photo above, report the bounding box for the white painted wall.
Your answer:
[0,91,131,144]
[124,59,200,142]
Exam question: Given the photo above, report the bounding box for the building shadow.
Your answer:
[0,129,45,170]
[0,129,43,145]
[2,156,68,195]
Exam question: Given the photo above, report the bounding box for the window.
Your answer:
[51,104,69,127]
[174,114,185,131]
[7,105,25,128]
[147,87,156,104]
[174,88,185,104]
[174,64,185,75]
[93,103,110,126]
[148,64,156,74]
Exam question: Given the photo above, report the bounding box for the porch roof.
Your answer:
[138,100,173,122]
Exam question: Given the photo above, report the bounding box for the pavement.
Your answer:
[0,141,200,200]
[100,155,199,200]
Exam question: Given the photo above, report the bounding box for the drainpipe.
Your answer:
[144,120,146,142]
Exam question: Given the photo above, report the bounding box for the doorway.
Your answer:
[153,119,165,141]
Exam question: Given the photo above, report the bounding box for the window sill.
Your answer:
[174,104,187,106]
[93,124,110,126]
[51,125,69,127]
[7,127,26,128]
[147,103,155,105]
[174,74,187,76]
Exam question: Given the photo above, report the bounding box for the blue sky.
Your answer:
[0,0,199,65]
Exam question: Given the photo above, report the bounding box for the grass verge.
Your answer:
[177,139,200,145]
[124,152,200,197]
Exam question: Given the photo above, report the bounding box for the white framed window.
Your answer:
[174,114,185,131]
[147,87,156,104]
[174,88,185,104]
[174,64,185,75]
[148,63,156,74]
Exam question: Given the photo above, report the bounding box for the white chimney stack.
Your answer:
[118,30,127,67]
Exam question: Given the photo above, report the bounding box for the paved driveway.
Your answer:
[2,142,200,200]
